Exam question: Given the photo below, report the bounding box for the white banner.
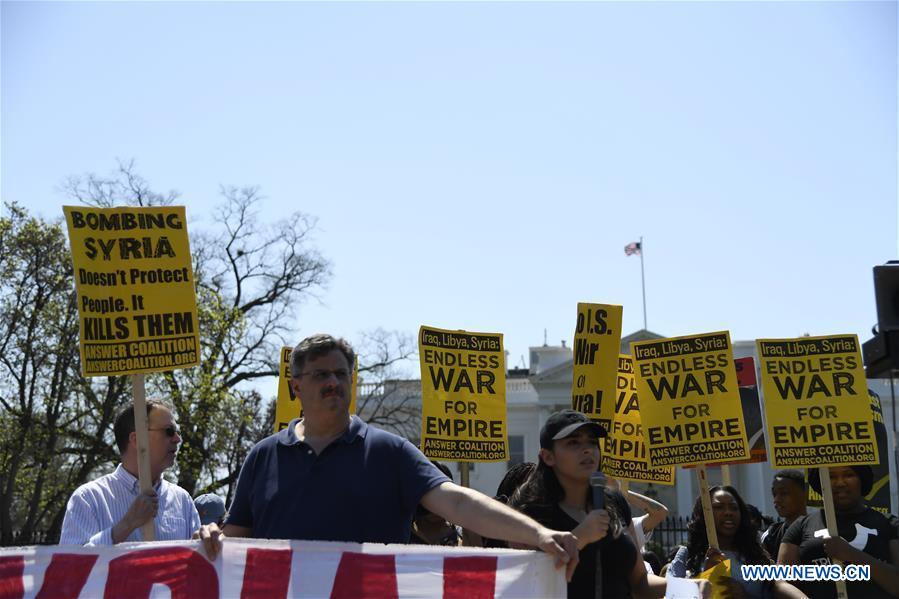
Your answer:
[0,538,565,598]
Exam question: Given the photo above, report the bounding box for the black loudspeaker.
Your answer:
[873,262,899,332]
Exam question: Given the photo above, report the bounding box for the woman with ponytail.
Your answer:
[511,410,668,598]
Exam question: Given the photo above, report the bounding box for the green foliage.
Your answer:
[1,163,408,545]
[62,164,331,502]
[0,203,128,545]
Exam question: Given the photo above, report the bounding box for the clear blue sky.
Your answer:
[3,1,897,398]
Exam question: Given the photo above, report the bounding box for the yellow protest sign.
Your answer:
[63,206,199,377]
[632,331,750,468]
[571,303,623,431]
[697,559,732,599]
[275,347,357,432]
[602,355,675,485]
[757,335,878,469]
[275,347,298,432]
[419,326,507,462]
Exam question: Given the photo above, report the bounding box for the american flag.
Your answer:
[624,241,641,256]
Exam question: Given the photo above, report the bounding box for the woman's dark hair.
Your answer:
[684,485,771,575]
[496,462,536,502]
[642,550,662,575]
[746,503,764,532]
[510,459,565,507]
[510,455,621,538]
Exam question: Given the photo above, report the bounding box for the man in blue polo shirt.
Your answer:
[199,334,579,579]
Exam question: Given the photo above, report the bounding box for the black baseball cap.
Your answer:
[808,465,873,497]
[539,410,606,449]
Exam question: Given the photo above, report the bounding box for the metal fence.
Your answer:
[644,515,690,562]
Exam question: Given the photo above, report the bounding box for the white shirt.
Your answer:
[633,514,651,550]
[60,464,200,545]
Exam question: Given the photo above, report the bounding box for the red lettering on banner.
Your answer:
[104,547,218,599]
[443,556,497,599]
[329,552,398,599]
[240,548,292,598]
[0,556,24,599]
[35,553,97,599]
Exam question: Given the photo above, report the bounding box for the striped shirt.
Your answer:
[60,464,201,545]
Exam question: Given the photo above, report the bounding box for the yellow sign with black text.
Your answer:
[756,335,878,469]
[571,303,623,432]
[419,326,508,462]
[275,346,357,433]
[63,206,199,377]
[632,331,749,468]
[602,355,675,485]
[807,390,891,514]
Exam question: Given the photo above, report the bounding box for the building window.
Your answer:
[508,435,525,467]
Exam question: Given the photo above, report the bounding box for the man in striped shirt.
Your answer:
[59,399,201,545]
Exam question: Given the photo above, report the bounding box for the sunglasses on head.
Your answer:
[149,425,180,437]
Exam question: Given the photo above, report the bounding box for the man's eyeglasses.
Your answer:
[149,425,180,437]
[299,369,351,382]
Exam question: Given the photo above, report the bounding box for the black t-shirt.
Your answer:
[761,520,790,560]
[520,490,638,599]
[782,507,896,599]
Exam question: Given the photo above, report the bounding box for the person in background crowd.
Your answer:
[194,493,226,527]
[625,488,668,553]
[466,461,537,548]
[658,546,683,578]
[510,410,668,598]
[642,550,662,576]
[746,504,765,540]
[761,470,807,560]
[889,513,899,543]
[616,483,668,573]
[778,466,899,598]
[668,485,806,599]
[410,461,461,546]
[198,334,579,580]
[496,462,537,503]
[60,400,200,545]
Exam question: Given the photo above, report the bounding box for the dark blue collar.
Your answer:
[278,415,367,446]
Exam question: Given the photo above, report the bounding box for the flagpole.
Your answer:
[640,236,647,330]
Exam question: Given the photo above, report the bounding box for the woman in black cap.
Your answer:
[778,466,899,598]
[510,410,669,598]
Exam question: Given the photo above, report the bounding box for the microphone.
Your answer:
[590,471,606,511]
[590,471,606,599]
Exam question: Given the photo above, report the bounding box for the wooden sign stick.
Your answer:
[132,374,155,541]
[818,466,849,599]
[460,462,470,488]
[697,465,718,550]
[721,465,732,487]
